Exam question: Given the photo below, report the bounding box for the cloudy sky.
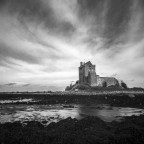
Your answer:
[0,0,144,91]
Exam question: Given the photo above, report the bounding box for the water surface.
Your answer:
[1,103,144,125]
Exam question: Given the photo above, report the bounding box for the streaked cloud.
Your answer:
[0,0,144,91]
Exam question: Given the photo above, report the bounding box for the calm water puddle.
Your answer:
[0,104,144,125]
[0,99,36,104]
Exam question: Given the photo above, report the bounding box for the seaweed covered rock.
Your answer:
[1,116,144,144]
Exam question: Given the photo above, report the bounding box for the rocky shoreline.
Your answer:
[1,115,144,144]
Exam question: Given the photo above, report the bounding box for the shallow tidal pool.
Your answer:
[1,102,144,125]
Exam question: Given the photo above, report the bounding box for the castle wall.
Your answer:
[96,75,103,86]
[79,66,85,84]
[99,77,118,87]
[79,61,96,85]
[88,70,97,87]
[84,64,95,77]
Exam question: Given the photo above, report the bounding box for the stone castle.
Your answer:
[79,61,119,87]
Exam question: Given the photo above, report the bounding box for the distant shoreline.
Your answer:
[0,89,144,95]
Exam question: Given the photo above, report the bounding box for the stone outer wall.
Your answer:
[98,77,119,87]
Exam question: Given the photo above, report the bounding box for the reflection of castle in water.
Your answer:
[79,61,119,87]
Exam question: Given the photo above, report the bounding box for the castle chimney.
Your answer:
[80,62,83,66]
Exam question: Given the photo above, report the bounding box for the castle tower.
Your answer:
[79,61,97,86]
[88,70,97,87]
